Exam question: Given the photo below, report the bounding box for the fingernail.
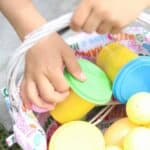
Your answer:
[26,103,32,109]
[65,91,70,97]
[61,91,70,100]
[79,72,86,81]
[23,103,31,109]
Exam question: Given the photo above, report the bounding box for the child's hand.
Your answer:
[0,0,86,111]
[21,33,85,110]
[71,0,148,34]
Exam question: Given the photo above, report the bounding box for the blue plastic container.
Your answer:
[113,56,150,103]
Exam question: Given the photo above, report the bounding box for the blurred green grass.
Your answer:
[0,124,21,150]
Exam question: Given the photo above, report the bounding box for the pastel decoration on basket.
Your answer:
[113,56,150,104]
[96,43,138,82]
[2,89,47,150]
[50,59,112,124]
[49,121,105,150]
[108,27,150,56]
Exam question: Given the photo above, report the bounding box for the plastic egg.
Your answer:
[126,92,150,125]
[123,127,150,150]
[105,145,122,150]
[144,124,150,128]
[49,121,105,150]
[104,117,137,148]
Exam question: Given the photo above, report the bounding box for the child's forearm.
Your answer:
[0,0,46,40]
[145,0,150,6]
[148,0,150,6]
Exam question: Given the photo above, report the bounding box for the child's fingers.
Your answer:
[46,66,70,93]
[20,79,32,109]
[35,75,69,103]
[71,0,92,31]
[62,48,86,81]
[25,77,55,110]
[82,9,102,33]
[110,26,122,34]
[97,21,112,34]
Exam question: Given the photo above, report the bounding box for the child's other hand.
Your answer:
[71,0,147,34]
[21,33,85,110]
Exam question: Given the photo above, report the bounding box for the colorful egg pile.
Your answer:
[49,92,150,150]
[48,43,150,150]
[104,92,150,150]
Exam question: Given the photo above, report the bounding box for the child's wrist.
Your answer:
[13,6,47,40]
[145,0,150,7]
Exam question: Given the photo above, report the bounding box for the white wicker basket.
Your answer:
[3,11,150,150]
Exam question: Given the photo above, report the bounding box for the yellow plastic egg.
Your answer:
[49,121,105,150]
[147,124,150,128]
[105,145,122,150]
[123,127,150,150]
[126,92,150,125]
[104,117,137,148]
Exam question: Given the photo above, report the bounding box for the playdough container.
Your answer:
[49,121,105,150]
[50,59,112,124]
[113,56,150,103]
[96,43,138,82]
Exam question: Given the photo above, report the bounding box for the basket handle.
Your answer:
[137,11,150,25]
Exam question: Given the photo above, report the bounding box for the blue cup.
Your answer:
[113,56,150,103]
